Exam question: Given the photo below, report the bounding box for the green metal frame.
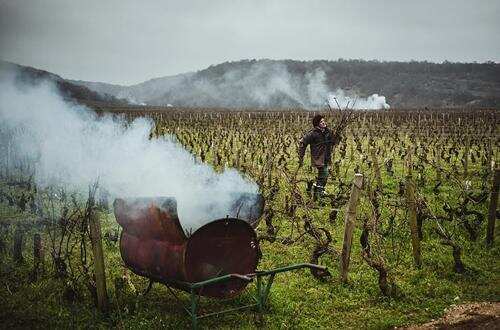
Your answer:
[163,263,327,329]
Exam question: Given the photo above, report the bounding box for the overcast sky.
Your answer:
[1,0,499,85]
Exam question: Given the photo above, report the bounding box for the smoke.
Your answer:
[150,62,390,110]
[0,70,259,232]
[308,69,390,110]
[227,62,305,108]
[306,69,331,106]
[327,89,390,110]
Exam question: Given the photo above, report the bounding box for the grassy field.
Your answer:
[0,108,498,329]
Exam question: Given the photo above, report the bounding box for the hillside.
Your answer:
[72,59,500,109]
[0,60,126,106]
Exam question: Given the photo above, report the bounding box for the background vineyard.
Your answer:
[0,107,498,328]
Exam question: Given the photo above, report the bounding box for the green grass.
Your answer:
[1,191,498,329]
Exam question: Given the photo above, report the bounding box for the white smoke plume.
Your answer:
[0,71,259,232]
[306,69,331,106]
[172,62,391,110]
[327,89,390,110]
[308,69,390,110]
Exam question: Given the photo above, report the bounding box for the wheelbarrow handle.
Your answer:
[303,263,328,271]
[189,273,253,289]
[228,273,253,282]
[253,263,328,276]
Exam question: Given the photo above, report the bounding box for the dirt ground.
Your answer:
[401,302,500,329]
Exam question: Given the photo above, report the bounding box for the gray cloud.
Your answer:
[1,0,499,84]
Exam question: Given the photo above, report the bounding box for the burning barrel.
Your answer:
[114,194,264,298]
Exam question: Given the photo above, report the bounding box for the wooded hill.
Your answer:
[3,59,499,109]
[73,59,500,109]
[0,60,126,106]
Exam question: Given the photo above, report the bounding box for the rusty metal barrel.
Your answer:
[114,196,262,298]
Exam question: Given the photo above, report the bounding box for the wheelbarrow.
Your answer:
[114,195,328,328]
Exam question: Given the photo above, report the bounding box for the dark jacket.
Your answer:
[298,127,340,167]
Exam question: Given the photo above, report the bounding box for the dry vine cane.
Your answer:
[302,214,334,281]
[421,197,466,273]
[360,184,398,297]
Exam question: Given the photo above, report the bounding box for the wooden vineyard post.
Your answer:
[436,146,442,182]
[464,137,470,178]
[89,209,109,312]
[370,146,383,192]
[405,178,422,268]
[340,173,364,283]
[486,169,500,247]
[13,226,24,263]
[33,233,44,278]
[486,138,493,177]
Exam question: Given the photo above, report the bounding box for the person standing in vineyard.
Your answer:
[298,114,340,202]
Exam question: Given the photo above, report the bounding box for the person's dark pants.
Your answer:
[314,165,328,200]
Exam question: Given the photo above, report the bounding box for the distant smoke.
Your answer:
[219,62,391,109]
[116,61,391,110]
[327,89,390,110]
[0,71,259,232]
[116,90,146,106]
[306,69,331,106]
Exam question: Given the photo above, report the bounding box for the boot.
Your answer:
[313,184,326,205]
[306,181,314,196]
